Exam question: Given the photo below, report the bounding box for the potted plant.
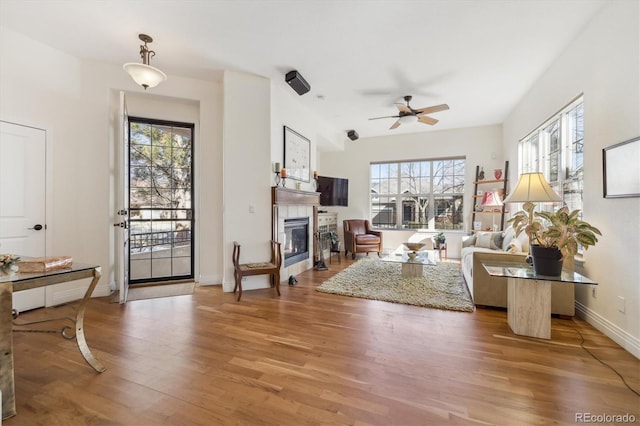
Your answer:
[0,254,20,274]
[433,232,446,249]
[327,231,341,252]
[508,202,602,275]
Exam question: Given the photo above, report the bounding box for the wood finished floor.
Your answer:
[5,256,639,425]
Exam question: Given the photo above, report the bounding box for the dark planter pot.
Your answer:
[330,241,341,252]
[530,245,563,276]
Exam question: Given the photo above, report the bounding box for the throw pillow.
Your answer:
[506,239,522,253]
[475,232,504,250]
[501,226,516,251]
[462,235,476,247]
[516,231,530,253]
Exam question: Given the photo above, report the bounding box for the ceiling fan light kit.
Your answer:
[368,95,449,130]
[123,34,167,90]
[285,70,311,95]
[399,115,418,124]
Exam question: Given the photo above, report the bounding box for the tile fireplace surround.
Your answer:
[271,187,320,277]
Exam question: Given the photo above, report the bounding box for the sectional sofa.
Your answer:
[460,226,575,316]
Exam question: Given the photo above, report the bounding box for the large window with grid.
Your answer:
[370,158,465,230]
[518,96,584,214]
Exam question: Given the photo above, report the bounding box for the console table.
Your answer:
[1,263,105,420]
[482,262,596,339]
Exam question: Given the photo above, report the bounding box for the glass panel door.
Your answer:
[128,117,194,284]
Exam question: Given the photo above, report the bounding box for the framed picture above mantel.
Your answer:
[283,125,310,182]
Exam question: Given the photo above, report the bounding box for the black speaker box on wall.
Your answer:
[347,130,359,141]
[285,70,311,95]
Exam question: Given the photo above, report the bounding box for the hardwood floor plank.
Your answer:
[5,257,639,425]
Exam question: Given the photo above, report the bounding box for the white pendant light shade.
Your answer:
[399,115,418,124]
[123,63,167,89]
[124,34,167,90]
[503,172,562,203]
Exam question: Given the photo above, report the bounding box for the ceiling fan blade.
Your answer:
[395,103,411,113]
[369,115,399,120]
[390,120,402,130]
[414,104,450,115]
[418,115,439,125]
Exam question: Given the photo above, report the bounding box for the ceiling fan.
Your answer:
[369,95,449,129]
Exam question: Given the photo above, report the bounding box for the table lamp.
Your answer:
[481,190,503,231]
[502,172,562,204]
[502,172,562,235]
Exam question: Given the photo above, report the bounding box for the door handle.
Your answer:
[28,224,44,231]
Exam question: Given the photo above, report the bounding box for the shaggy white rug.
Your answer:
[316,257,474,312]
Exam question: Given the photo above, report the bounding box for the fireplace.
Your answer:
[283,217,309,267]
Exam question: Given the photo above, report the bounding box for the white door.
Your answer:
[0,121,47,311]
[115,92,130,303]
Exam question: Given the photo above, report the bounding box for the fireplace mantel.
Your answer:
[271,186,321,270]
[271,186,320,206]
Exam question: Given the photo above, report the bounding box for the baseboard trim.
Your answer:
[575,301,640,360]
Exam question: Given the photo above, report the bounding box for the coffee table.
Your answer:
[381,248,439,278]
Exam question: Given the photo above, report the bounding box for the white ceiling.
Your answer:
[0,0,606,143]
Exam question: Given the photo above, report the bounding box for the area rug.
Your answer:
[316,258,474,312]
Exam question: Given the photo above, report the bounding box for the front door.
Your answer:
[0,121,47,311]
[115,92,130,303]
[128,117,195,284]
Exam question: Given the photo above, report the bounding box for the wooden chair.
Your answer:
[232,240,282,301]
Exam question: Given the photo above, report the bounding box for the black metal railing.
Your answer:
[130,230,192,252]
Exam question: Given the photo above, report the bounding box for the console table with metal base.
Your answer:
[482,263,596,339]
[1,263,105,420]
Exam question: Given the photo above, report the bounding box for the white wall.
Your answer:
[270,84,343,193]
[0,26,222,297]
[318,124,504,258]
[502,0,640,357]
[221,71,272,292]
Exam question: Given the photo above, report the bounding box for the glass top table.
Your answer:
[482,262,597,285]
[1,261,105,420]
[481,261,596,340]
[380,249,439,266]
[381,248,438,278]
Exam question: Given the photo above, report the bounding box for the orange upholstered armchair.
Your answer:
[343,219,383,259]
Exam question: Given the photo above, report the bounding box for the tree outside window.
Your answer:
[371,158,465,230]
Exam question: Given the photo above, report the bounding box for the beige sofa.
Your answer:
[461,227,575,316]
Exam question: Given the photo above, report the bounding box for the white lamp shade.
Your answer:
[503,172,562,203]
[123,63,167,88]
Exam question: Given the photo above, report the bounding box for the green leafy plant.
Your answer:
[0,254,20,273]
[433,232,446,246]
[508,202,602,258]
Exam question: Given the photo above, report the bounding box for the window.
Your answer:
[370,158,465,230]
[518,96,583,215]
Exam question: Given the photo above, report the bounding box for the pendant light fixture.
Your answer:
[123,34,167,90]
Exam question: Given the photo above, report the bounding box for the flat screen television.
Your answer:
[317,175,348,206]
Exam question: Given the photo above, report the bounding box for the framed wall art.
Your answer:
[283,126,310,182]
[602,136,640,198]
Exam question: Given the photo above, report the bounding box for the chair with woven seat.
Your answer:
[343,219,383,259]
[232,240,282,301]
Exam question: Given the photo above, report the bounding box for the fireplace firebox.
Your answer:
[283,217,309,267]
